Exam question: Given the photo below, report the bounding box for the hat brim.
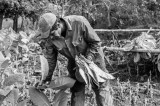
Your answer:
[35,28,50,39]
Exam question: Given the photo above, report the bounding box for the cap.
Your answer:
[35,13,57,39]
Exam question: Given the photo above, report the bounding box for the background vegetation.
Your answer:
[1,0,160,31]
[0,0,160,106]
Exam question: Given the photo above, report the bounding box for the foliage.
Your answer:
[29,87,51,106]
[112,79,160,106]
[0,27,160,106]
[48,77,76,90]
[3,73,25,87]
[52,89,70,106]
[0,0,52,32]
[0,28,81,106]
[60,0,160,29]
[1,0,160,33]
[1,0,160,105]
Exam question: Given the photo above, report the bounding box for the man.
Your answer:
[35,13,112,106]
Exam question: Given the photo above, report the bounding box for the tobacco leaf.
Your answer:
[17,99,27,106]
[5,88,19,106]
[75,68,89,85]
[3,73,25,87]
[0,94,6,105]
[88,61,114,81]
[29,87,51,106]
[53,89,70,106]
[49,76,76,90]
[1,59,10,70]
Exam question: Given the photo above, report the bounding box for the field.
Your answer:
[0,28,160,106]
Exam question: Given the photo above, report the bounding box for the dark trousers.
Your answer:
[67,59,112,106]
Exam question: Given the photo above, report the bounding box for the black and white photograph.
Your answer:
[1,0,160,106]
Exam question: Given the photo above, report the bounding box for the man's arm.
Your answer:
[82,17,101,61]
[43,43,58,83]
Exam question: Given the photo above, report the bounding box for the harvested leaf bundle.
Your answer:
[75,55,114,87]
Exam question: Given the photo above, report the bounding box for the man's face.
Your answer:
[50,22,62,37]
[51,29,61,37]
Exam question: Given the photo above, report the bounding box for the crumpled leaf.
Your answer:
[49,77,76,90]
[40,55,49,82]
[53,89,70,106]
[133,32,156,50]
[29,87,51,106]
[134,53,140,63]
[3,73,25,87]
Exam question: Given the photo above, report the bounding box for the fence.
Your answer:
[94,29,160,32]
[95,28,160,53]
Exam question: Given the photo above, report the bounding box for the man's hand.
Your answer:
[35,81,49,91]
[37,83,49,90]
[42,77,52,85]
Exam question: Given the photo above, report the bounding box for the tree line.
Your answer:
[0,0,160,33]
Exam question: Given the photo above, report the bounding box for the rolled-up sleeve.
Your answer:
[82,17,101,61]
